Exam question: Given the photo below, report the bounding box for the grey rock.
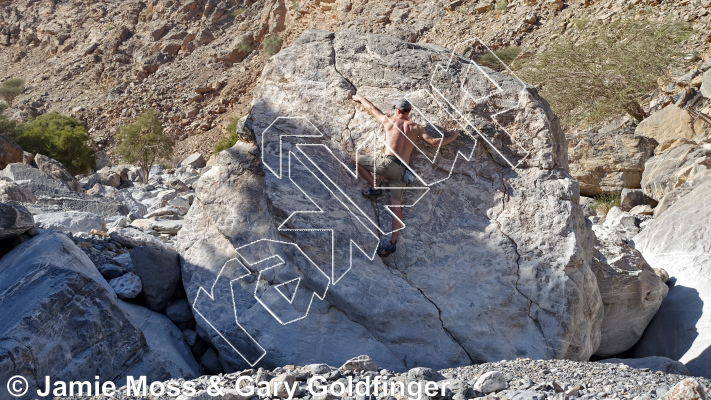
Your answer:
[98,262,126,279]
[601,207,644,241]
[339,355,378,372]
[183,329,198,346]
[177,30,602,372]
[110,227,168,248]
[305,363,333,376]
[0,162,71,196]
[113,252,134,269]
[116,300,200,386]
[591,225,668,357]
[152,219,183,235]
[665,378,707,400]
[33,153,82,192]
[33,211,105,234]
[145,205,188,218]
[599,357,689,375]
[179,152,207,169]
[630,204,654,215]
[631,179,711,379]
[36,194,130,217]
[620,189,653,211]
[87,184,148,216]
[130,246,181,311]
[200,348,223,374]
[109,271,143,299]
[0,203,35,241]
[407,367,445,382]
[0,231,149,398]
[0,177,37,203]
[165,298,194,323]
[473,371,508,394]
[701,69,711,99]
[641,142,711,202]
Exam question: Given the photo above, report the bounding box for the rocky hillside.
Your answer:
[2,0,711,159]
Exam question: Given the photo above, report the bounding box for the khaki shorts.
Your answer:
[358,154,407,201]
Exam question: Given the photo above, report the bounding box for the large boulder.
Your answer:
[33,153,82,192]
[109,227,168,248]
[130,246,182,311]
[635,105,709,143]
[33,211,106,234]
[179,152,207,169]
[177,30,603,371]
[0,135,23,170]
[591,225,668,357]
[640,142,711,202]
[568,125,658,197]
[0,231,149,399]
[630,179,711,378]
[0,162,71,196]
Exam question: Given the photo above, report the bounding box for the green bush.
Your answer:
[236,37,254,55]
[116,109,173,183]
[593,193,621,217]
[477,46,521,72]
[0,78,25,106]
[16,112,95,175]
[518,17,692,125]
[496,0,508,12]
[214,118,240,153]
[263,34,282,56]
[0,104,23,138]
[231,8,246,17]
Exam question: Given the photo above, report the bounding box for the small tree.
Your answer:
[518,17,691,125]
[16,112,95,174]
[214,117,240,153]
[116,109,173,183]
[0,78,25,107]
[0,104,23,137]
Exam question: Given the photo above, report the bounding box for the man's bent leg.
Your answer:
[356,154,376,188]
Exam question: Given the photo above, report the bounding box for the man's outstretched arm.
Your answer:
[420,127,460,148]
[352,94,386,123]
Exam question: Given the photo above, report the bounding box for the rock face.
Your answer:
[630,179,711,379]
[640,142,711,202]
[591,226,668,357]
[116,301,200,386]
[568,125,658,197]
[0,203,36,241]
[0,135,23,169]
[178,30,603,371]
[33,211,106,234]
[0,231,149,399]
[635,105,709,143]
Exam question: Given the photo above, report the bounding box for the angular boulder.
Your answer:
[177,30,603,371]
[33,153,82,192]
[568,125,658,197]
[641,142,711,202]
[0,232,149,399]
[635,105,709,143]
[591,225,668,357]
[179,152,207,169]
[109,227,168,248]
[0,177,37,203]
[0,203,36,241]
[130,246,181,311]
[0,135,23,170]
[630,179,711,378]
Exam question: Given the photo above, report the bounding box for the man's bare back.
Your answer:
[382,116,420,164]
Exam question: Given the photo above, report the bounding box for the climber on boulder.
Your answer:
[352,93,460,257]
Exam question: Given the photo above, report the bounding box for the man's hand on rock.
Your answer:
[352,93,364,103]
[448,129,461,138]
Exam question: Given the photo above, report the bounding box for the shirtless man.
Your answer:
[352,94,460,257]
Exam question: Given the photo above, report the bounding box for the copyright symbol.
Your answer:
[6,375,28,397]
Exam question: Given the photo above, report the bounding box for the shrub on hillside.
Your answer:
[263,34,282,56]
[214,117,240,153]
[0,78,25,106]
[16,112,95,175]
[518,17,692,125]
[0,104,23,138]
[116,109,173,183]
[477,46,521,72]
